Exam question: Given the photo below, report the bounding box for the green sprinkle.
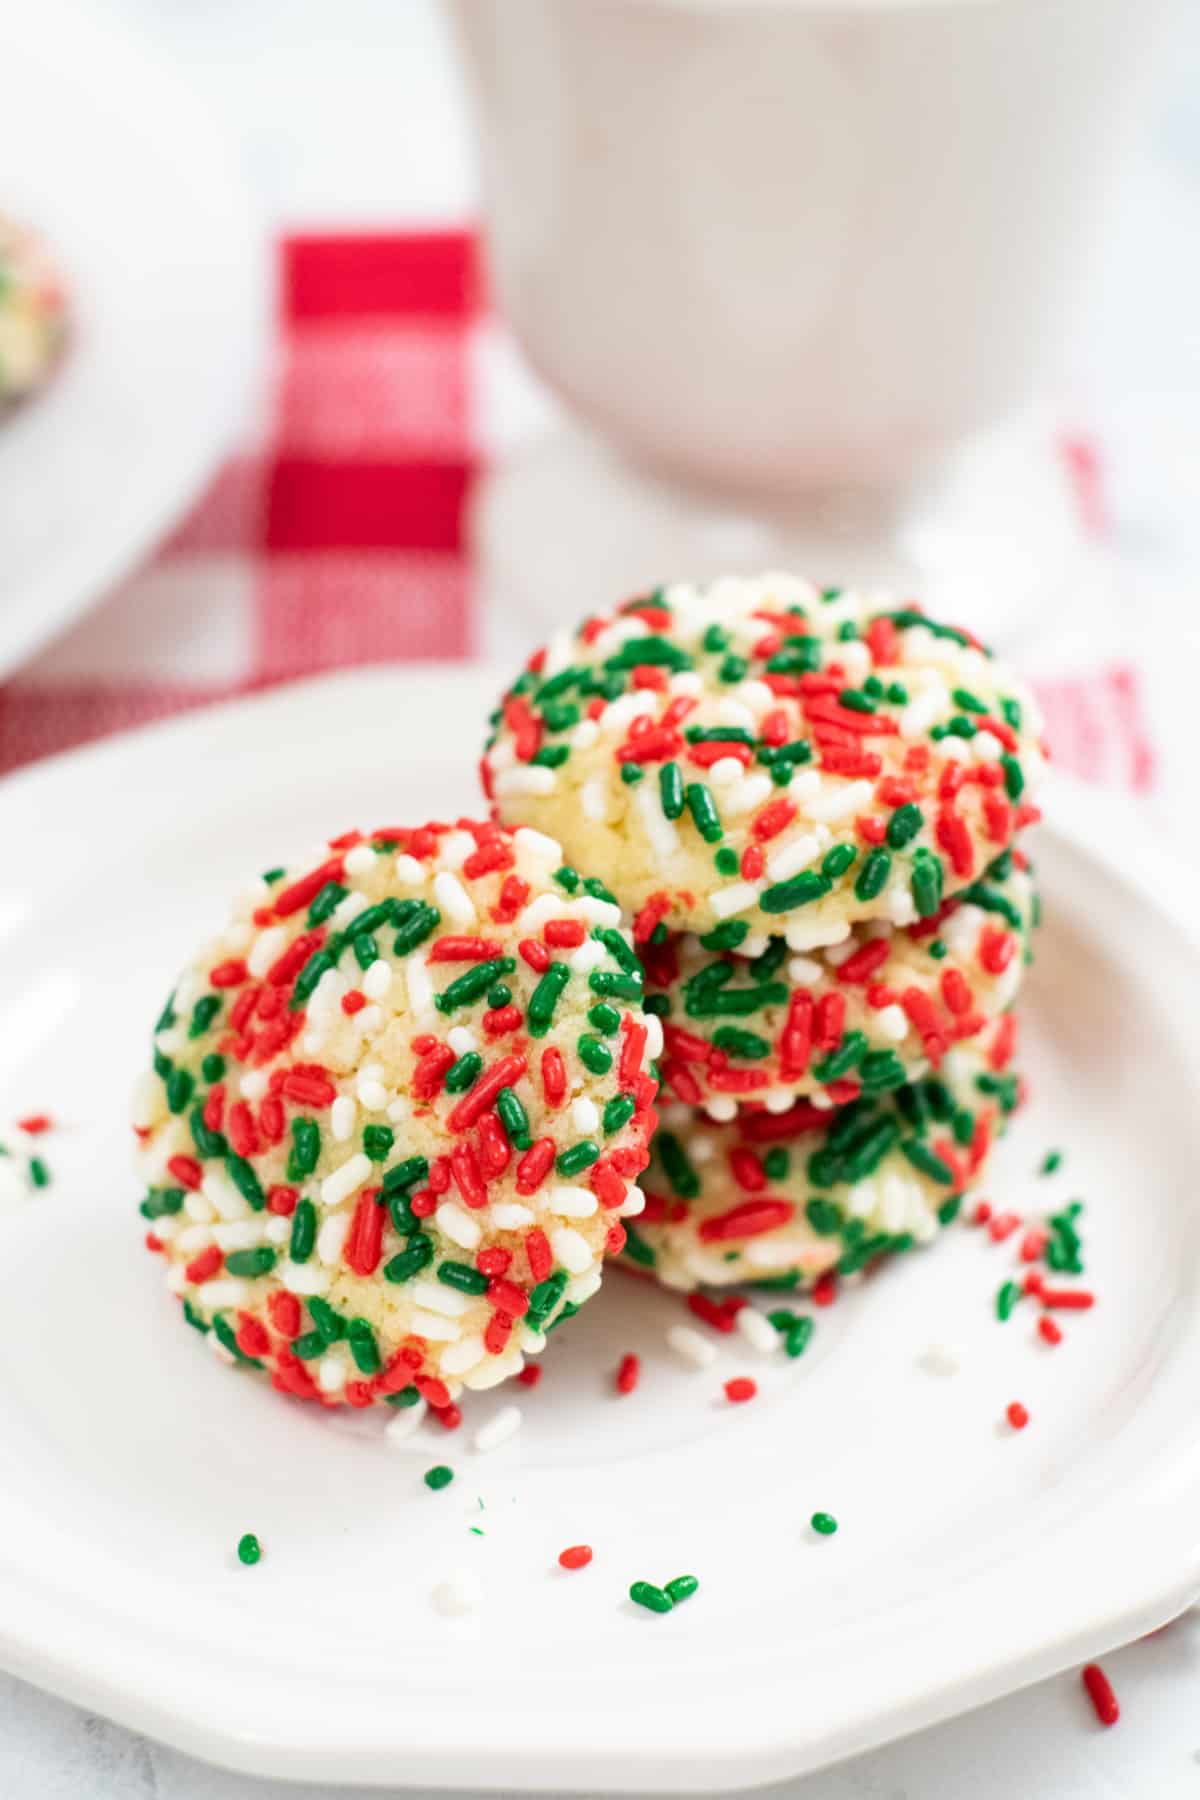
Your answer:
[900,1139,956,1184]
[307,879,347,925]
[553,865,581,892]
[29,1157,51,1190]
[382,1155,429,1194]
[424,1465,454,1491]
[838,688,876,713]
[200,1052,225,1083]
[347,1317,382,1374]
[928,939,947,960]
[602,1094,636,1135]
[1000,695,1022,730]
[937,1195,962,1225]
[1001,754,1024,800]
[812,1031,868,1083]
[810,1512,838,1536]
[531,744,569,768]
[154,991,177,1033]
[859,1050,908,1093]
[910,852,944,919]
[346,899,398,941]
[139,1187,184,1220]
[362,1124,394,1162]
[643,993,670,1016]
[188,993,221,1039]
[719,653,748,683]
[658,1132,700,1199]
[589,969,642,1001]
[292,1330,324,1360]
[765,638,820,675]
[349,932,377,971]
[385,1385,421,1408]
[496,1087,531,1148]
[821,843,857,880]
[289,947,336,1011]
[699,920,749,952]
[630,1581,673,1614]
[527,1269,569,1323]
[714,847,740,876]
[287,1117,320,1181]
[182,1300,209,1334]
[588,1001,622,1036]
[685,782,723,844]
[237,1533,261,1566]
[165,1067,194,1115]
[886,681,908,704]
[289,1198,317,1262]
[225,1154,265,1212]
[1040,1150,1062,1176]
[886,803,924,850]
[392,901,440,955]
[664,1574,699,1605]
[444,1051,484,1094]
[527,962,571,1036]
[438,1260,490,1296]
[784,1317,814,1358]
[760,871,833,914]
[805,1197,842,1236]
[577,1033,613,1076]
[952,687,988,714]
[536,665,585,702]
[383,1237,434,1283]
[620,762,644,785]
[542,700,580,731]
[436,958,513,1015]
[189,1103,226,1159]
[763,1147,789,1180]
[308,1297,346,1344]
[703,624,729,653]
[996,1279,1021,1322]
[212,1313,260,1368]
[711,1025,770,1060]
[854,848,891,904]
[659,762,685,820]
[621,1226,657,1268]
[224,1246,276,1278]
[556,1140,600,1177]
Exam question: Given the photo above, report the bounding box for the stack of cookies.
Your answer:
[484,573,1042,1303]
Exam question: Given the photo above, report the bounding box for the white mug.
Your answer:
[449,0,1170,500]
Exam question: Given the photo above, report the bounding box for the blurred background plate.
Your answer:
[0,0,265,681]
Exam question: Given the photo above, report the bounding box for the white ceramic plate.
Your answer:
[0,0,263,680]
[0,666,1197,1794]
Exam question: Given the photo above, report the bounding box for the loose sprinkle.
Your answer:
[558,1544,593,1571]
[724,1376,757,1404]
[424,1464,455,1490]
[615,1352,640,1395]
[1040,1150,1063,1175]
[630,1580,674,1614]
[236,1533,261,1566]
[1081,1662,1119,1726]
[810,1512,838,1536]
[1005,1401,1029,1430]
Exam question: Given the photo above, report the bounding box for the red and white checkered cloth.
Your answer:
[0,230,1159,793]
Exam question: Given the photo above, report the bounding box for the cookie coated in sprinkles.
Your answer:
[132,819,659,1410]
[483,574,1046,943]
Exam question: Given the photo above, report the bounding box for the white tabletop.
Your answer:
[7,3,1200,1794]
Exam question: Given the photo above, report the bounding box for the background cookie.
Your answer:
[625,1036,1019,1292]
[483,574,1046,944]
[133,819,658,1411]
[0,214,67,406]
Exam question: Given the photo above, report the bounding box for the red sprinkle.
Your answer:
[1081,1663,1119,1727]
[1038,1315,1064,1346]
[724,1377,757,1404]
[812,1272,838,1307]
[558,1544,593,1571]
[517,1364,542,1388]
[1039,1288,1095,1311]
[615,1352,640,1395]
[16,1113,53,1135]
[1006,1401,1030,1430]
[541,1047,567,1108]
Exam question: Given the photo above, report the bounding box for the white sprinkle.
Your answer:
[438,830,475,870]
[581,777,607,820]
[805,779,874,824]
[384,1398,428,1444]
[409,1310,463,1341]
[709,756,745,789]
[576,896,622,927]
[183,1192,215,1224]
[278,1259,330,1296]
[363,959,393,1001]
[386,1094,411,1123]
[566,1267,603,1305]
[448,1025,478,1056]
[197,1277,249,1311]
[644,1012,664,1060]
[321,1152,370,1209]
[464,1348,525,1389]
[394,853,425,885]
[766,834,821,885]
[432,1569,482,1617]
[710,880,762,920]
[715,697,756,730]
[919,1343,963,1377]
[787,955,823,986]
[784,918,850,952]
[703,1094,739,1123]
[316,1210,351,1265]
[570,719,599,751]
[212,1219,266,1252]
[877,1004,908,1041]
[473,1404,523,1455]
[405,954,435,1018]
[550,1184,598,1219]
[722,771,774,817]
[344,843,376,878]
[571,1097,600,1135]
[317,1351,346,1394]
[410,1279,473,1318]
[513,826,563,868]
[666,1324,718,1370]
[437,1201,483,1250]
[618,1184,646,1217]
[358,1077,390,1112]
[330,1095,357,1142]
[763,1088,795,1114]
[354,1004,384,1035]
[490,1201,535,1230]
[247,926,286,979]
[549,1226,592,1274]
[440,1333,486,1376]
[433,871,476,928]
[238,1068,270,1103]
[130,1070,165,1130]
[634,781,681,860]
[332,890,368,928]
[570,938,607,975]
[165,1264,187,1295]
[203,1170,249,1222]
[265,1216,291,1246]
[900,686,950,739]
[495,765,556,797]
[737,1307,781,1355]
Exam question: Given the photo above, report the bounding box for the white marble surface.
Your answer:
[8,2,1200,1794]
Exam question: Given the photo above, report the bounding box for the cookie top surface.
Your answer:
[626,1035,1020,1292]
[132,818,659,1409]
[644,853,1034,1112]
[484,574,1045,943]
